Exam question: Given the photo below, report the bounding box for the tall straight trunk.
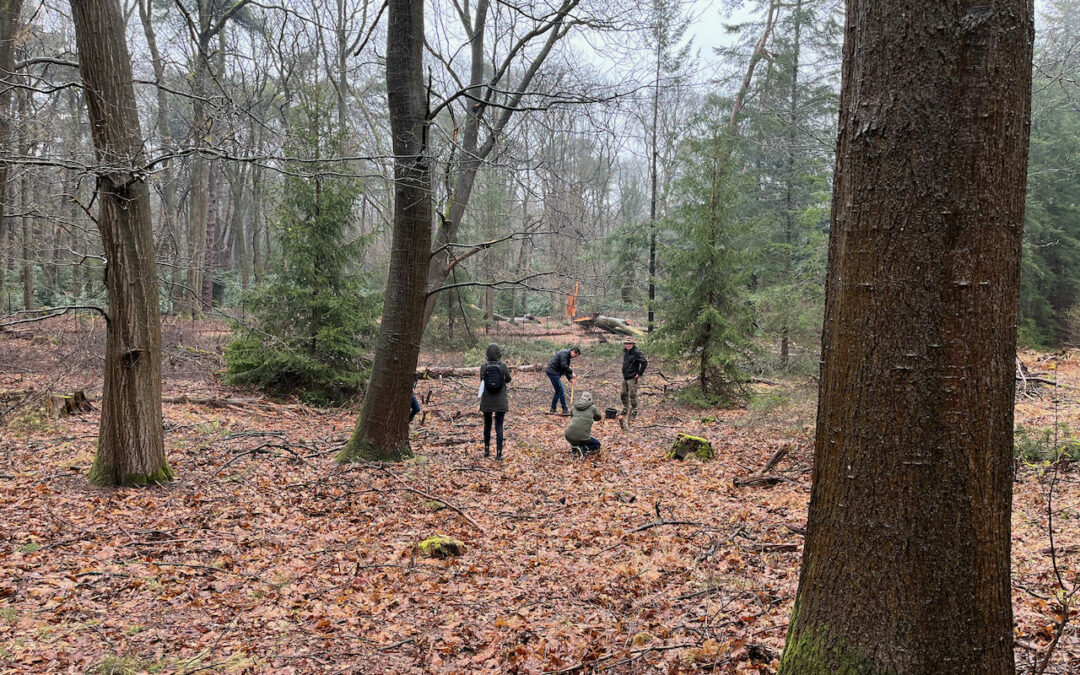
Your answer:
[340,0,430,462]
[201,165,219,308]
[779,1,1033,672]
[779,0,803,368]
[71,0,171,487]
[230,167,250,291]
[20,171,31,310]
[138,0,181,310]
[647,37,660,333]
[0,0,22,306]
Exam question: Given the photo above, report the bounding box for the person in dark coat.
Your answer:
[565,391,602,454]
[409,374,421,422]
[479,343,512,460]
[620,338,647,419]
[545,346,580,414]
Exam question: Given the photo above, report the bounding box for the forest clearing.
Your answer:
[1,317,1077,673]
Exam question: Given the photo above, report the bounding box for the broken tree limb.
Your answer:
[762,446,789,473]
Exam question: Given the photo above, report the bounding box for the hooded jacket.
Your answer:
[564,398,601,443]
[479,343,512,413]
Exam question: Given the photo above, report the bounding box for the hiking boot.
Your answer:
[483,447,490,458]
[495,450,503,461]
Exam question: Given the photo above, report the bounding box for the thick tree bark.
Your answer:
[339,0,430,462]
[70,0,171,487]
[778,1,1033,672]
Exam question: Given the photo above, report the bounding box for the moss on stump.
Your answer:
[667,433,714,460]
[417,535,466,559]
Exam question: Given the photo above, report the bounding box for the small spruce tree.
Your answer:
[224,91,377,405]
[655,100,755,403]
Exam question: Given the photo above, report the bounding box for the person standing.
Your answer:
[479,343,511,460]
[620,338,647,419]
[545,346,580,414]
[565,391,602,455]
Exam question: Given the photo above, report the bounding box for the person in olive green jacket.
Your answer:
[479,343,511,460]
[564,391,602,455]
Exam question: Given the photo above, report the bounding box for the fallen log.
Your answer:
[574,314,645,337]
[416,363,545,379]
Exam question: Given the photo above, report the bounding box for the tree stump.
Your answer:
[47,391,94,419]
[667,433,714,460]
[416,535,466,559]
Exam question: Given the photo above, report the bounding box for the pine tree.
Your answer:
[224,91,377,405]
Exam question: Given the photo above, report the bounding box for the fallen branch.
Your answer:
[733,474,787,488]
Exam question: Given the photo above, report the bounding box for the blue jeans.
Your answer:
[548,374,567,412]
[409,394,421,422]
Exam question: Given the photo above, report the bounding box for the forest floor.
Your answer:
[1,316,1078,674]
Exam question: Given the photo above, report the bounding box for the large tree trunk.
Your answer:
[71,0,171,487]
[778,1,1033,672]
[338,0,430,462]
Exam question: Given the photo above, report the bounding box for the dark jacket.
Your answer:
[545,349,574,380]
[621,346,647,380]
[565,399,601,443]
[479,343,511,413]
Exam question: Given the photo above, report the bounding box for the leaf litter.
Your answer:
[0,321,1077,673]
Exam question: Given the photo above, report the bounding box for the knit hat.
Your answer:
[579,391,593,403]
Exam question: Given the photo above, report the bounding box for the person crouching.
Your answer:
[565,391,602,456]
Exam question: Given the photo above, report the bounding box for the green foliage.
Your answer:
[1020,3,1080,346]
[653,99,755,403]
[223,89,378,406]
[1014,424,1080,464]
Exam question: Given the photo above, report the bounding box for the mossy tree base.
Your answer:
[87,457,174,487]
[336,438,413,463]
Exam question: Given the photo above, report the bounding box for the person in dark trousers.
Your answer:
[409,375,421,422]
[545,346,580,414]
[565,391,602,455]
[479,343,511,460]
[620,338,647,419]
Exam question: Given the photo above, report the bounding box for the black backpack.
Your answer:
[482,363,505,393]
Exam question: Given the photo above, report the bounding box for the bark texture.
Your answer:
[71,0,171,486]
[778,2,1033,672]
[339,0,430,462]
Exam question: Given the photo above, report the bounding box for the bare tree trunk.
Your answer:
[0,0,22,309]
[779,0,803,368]
[779,1,1033,671]
[71,0,171,487]
[339,0,431,462]
[20,170,31,310]
[138,0,181,311]
[201,165,219,309]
